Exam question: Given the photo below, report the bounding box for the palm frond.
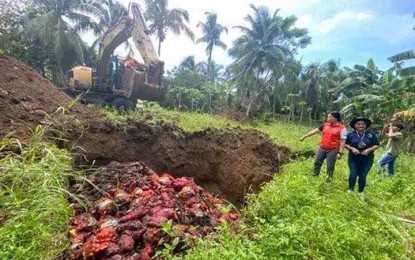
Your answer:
[196,35,209,44]
[216,41,227,50]
[388,49,415,63]
[399,66,415,78]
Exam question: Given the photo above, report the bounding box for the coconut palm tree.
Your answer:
[302,63,320,119]
[229,4,311,117]
[177,55,198,72]
[79,0,134,57]
[25,0,99,84]
[143,0,194,56]
[196,12,228,81]
[81,0,127,31]
[196,60,225,82]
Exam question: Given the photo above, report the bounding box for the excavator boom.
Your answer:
[96,17,134,87]
[96,1,164,88]
[130,2,159,64]
[130,2,164,87]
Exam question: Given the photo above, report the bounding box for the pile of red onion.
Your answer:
[68,162,238,259]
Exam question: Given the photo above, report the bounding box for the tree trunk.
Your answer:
[300,106,304,122]
[272,94,276,117]
[246,99,253,118]
[158,39,162,57]
[207,48,213,81]
[245,70,263,118]
[209,93,212,114]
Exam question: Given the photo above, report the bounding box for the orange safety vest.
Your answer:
[320,122,345,150]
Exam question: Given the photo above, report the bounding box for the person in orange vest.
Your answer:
[300,112,347,182]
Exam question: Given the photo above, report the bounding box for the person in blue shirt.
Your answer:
[344,117,380,193]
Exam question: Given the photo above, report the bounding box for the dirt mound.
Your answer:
[72,121,290,204]
[68,161,238,259]
[0,56,95,140]
[0,55,290,204]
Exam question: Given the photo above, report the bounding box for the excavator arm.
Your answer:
[96,17,134,87]
[129,2,159,64]
[130,2,164,86]
[96,2,164,89]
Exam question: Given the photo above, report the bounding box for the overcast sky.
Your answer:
[106,0,415,70]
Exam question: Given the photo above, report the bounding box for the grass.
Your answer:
[0,126,74,260]
[104,104,318,152]
[183,153,415,259]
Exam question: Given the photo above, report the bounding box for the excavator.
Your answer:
[65,2,164,111]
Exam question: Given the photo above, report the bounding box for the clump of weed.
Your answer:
[0,126,76,259]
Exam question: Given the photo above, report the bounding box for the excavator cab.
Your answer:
[67,66,93,89]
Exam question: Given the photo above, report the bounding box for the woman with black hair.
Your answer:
[300,111,347,182]
[345,117,380,193]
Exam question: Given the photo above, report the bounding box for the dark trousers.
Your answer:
[348,155,374,192]
[314,148,338,177]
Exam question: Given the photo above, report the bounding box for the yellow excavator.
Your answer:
[65,2,164,110]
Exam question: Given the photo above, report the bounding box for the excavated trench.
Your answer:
[63,122,291,259]
[69,120,291,204]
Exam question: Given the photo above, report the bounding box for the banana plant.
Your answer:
[330,58,382,96]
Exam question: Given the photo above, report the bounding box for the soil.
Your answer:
[0,55,291,204]
[0,56,96,140]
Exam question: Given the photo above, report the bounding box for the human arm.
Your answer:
[345,144,360,155]
[361,132,380,156]
[300,128,320,141]
[337,128,347,159]
[344,132,360,155]
[385,124,403,138]
[337,140,346,159]
[361,145,379,156]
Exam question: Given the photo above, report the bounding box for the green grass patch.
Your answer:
[104,105,240,131]
[104,105,318,152]
[0,127,75,260]
[183,154,415,259]
[251,120,317,152]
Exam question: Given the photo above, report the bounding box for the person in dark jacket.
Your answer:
[345,117,379,193]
